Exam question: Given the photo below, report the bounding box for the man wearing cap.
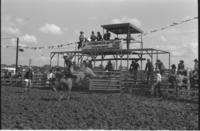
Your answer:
[97,32,103,41]
[78,31,85,49]
[169,64,177,91]
[90,31,97,42]
[171,64,176,75]
[194,59,198,71]
[130,60,140,82]
[177,60,185,75]
[155,59,165,75]
[103,30,111,40]
[190,59,199,87]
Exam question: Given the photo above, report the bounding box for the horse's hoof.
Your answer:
[53,88,57,92]
[58,96,63,101]
[58,97,62,101]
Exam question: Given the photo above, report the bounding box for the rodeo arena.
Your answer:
[1,19,199,129]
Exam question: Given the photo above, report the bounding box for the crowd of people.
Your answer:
[78,30,111,49]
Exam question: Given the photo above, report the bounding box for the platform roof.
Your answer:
[101,23,143,34]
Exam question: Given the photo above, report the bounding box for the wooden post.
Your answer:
[15,37,19,74]
[140,34,143,79]
[187,68,191,90]
[57,54,59,66]
[169,53,171,74]
[29,58,32,67]
[116,54,118,70]
[101,55,103,66]
[50,53,52,67]
[151,50,153,63]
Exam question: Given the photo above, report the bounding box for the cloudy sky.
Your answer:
[1,0,198,68]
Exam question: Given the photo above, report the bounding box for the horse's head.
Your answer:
[84,67,96,77]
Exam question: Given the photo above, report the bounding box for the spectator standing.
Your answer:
[169,64,177,90]
[24,68,33,92]
[105,60,113,71]
[97,32,103,41]
[8,71,12,78]
[177,60,185,75]
[90,31,97,42]
[78,31,85,49]
[129,60,140,82]
[171,64,176,75]
[155,60,165,75]
[103,30,111,40]
[47,69,56,91]
[194,59,198,71]
[153,70,162,97]
[145,59,154,84]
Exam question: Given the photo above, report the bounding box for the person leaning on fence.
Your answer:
[90,31,97,42]
[168,64,177,90]
[155,60,165,75]
[105,60,113,76]
[145,59,154,84]
[191,59,199,80]
[103,30,111,40]
[193,59,198,72]
[24,68,33,92]
[78,31,85,49]
[177,60,185,75]
[47,69,56,91]
[97,32,103,41]
[130,60,140,82]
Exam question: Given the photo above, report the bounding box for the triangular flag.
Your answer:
[19,48,24,52]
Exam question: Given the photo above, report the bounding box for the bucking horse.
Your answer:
[49,55,96,101]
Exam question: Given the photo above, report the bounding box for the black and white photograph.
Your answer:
[1,0,198,130]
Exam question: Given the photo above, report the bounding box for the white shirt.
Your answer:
[47,72,54,79]
[156,73,162,82]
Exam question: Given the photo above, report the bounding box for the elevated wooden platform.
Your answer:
[51,48,170,56]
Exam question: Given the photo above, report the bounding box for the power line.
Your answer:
[1,37,17,40]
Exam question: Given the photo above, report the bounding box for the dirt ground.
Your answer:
[1,86,198,129]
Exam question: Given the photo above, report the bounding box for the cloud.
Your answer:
[88,16,97,20]
[20,34,38,43]
[2,26,21,34]
[182,16,193,20]
[39,24,63,35]
[111,17,142,27]
[2,15,16,27]
[160,35,167,42]
[16,18,25,25]
[155,41,198,58]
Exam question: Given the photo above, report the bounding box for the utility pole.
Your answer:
[29,58,32,67]
[15,37,19,74]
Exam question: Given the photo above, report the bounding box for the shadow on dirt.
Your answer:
[163,97,198,104]
[40,96,82,102]
[40,98,58,101]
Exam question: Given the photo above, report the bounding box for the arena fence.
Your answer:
[32,73,47,88]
